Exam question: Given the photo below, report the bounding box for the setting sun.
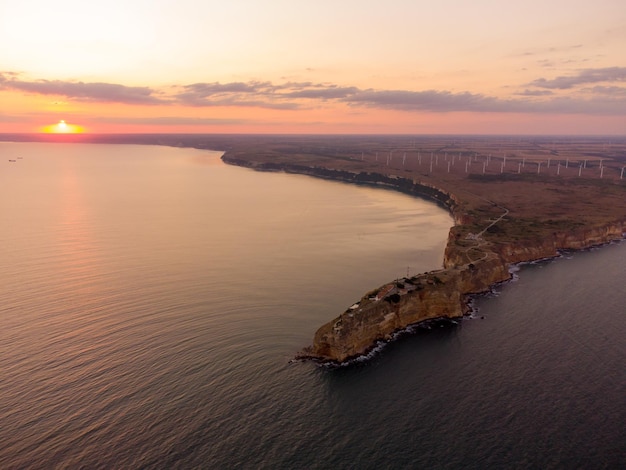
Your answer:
[42,120,84,133]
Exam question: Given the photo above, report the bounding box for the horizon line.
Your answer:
[2,132,626,138]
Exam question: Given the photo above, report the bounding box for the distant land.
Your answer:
[3,133,626,363]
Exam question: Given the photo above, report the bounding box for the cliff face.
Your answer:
[302,256,511,363]
[445,222,626,267]
[492,223,626,264]
[303,220,626,364]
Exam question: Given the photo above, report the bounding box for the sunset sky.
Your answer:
[1,0,625,134]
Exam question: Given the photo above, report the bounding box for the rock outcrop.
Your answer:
[300,220,625,363]
[300,255,511,363]
[291,178,625,362]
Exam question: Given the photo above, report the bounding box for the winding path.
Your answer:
[460,203,509,264]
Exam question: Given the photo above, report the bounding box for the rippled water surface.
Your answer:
[0,143,624,469]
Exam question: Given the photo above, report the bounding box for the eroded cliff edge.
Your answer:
[222,153,626,364]
[300,222,625,363]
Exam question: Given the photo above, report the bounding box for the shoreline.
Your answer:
[311,237,624,367]
[221,153,626,364]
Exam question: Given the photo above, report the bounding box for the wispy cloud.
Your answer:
[173,81,357,108]
[172,75,626,114]
[3,71,626,116]
[528,67,626,90]
[175,81,269,105]
[513,44,584,58]
[0,73,165,105]
[91,116,251,126]
[342,89,506,112]
[583,85,626,96]
[173,82,504,112]
[283,84,359,100]
[343,89,626,115]
[515,89,555,97]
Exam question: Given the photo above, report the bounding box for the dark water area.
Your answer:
[0,143,624,469]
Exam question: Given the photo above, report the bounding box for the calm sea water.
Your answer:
[0,143,624,469]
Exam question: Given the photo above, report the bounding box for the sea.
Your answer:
[0,142,624,469]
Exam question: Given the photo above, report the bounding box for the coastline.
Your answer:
[221,152,626,364]
[306,239,624,367]
[4,133,624,365]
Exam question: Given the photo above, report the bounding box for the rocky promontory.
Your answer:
[219,136,626,364]
[299,221,625,363]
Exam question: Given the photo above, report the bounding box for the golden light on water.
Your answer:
[42,120,84,133]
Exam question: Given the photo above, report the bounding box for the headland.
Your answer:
[215,134,626,364]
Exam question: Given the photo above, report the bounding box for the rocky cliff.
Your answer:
[300,256,512,363]
[492,222,626,264]
[221,155,626,364]
[300,219,625,363]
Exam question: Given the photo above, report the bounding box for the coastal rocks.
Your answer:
[300,257,511,363]
[301,220,626,364]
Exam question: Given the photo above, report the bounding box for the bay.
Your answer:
[0,142,623,469]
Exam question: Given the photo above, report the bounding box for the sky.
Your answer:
[1,0,625,134]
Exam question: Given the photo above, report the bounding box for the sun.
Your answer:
[42,120,84,134]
